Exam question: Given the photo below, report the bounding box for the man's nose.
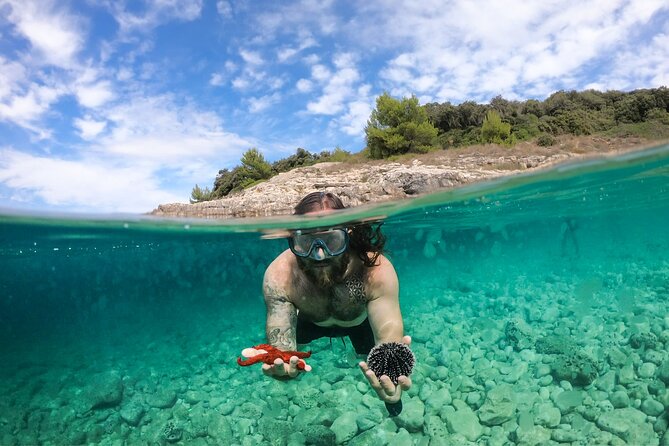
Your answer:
[311,246,326,260]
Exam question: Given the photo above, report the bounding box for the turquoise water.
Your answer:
[1,144,669,445]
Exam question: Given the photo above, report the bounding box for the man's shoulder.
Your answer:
[264,250,297,293]
[363,254,398,285]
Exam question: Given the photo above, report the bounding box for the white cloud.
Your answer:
[296,79,313,93]
[0,94,256,212]
[362,0,669,102]
[210,73,225,86]
[216,0,233,18]
[105,0,204,33]
[306,53,361,115]
[255,1,339,38]
[277,34,317,63]
[0,83,64,138]
[74,117,107,140]
[0,148,181,212]
[248,93,281,113]
[338,96,373,136]
[239,49,264,65]
[98,95,251,162]
[75,80,115,108]
[4,0,84,68]
[0,56,26,100]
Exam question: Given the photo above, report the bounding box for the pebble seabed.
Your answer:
[1,259,669,446]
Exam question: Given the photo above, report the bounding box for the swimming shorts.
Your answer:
[296,316,375,355]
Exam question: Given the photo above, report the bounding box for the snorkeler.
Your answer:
[241,191,412,412]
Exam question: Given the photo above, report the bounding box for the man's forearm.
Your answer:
[374,320,404,344]
[266,325,296,350]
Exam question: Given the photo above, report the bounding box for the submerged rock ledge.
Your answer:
[151,138,647,219]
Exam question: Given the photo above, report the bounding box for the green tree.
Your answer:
[365,93,438,159]
[480,110,512,144]
[272,148,318,173]
[190,184,213,203]
[240,147,272,189]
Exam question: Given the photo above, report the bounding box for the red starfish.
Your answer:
[237,344,312,370]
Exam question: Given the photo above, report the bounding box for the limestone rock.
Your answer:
[596,407,658,445]
[86,371,123,410]
[146,388,177,409]
[395,397,425,433]
[151,154,571,218]
[478,384,516,426]
[330,412,359,444]
[443,403,483,441]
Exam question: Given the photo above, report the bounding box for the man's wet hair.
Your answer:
[293,192,386,267]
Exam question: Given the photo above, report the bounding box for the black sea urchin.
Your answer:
[366,342,415,385]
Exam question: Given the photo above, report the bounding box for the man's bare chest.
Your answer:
[295,275,368,322]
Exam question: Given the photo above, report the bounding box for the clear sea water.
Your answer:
[1,143,668,445]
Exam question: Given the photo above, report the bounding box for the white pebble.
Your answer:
[638,362,657,378]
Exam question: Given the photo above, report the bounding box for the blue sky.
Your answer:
[0,0,668,213]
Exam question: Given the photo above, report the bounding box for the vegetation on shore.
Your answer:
[191,87,669,203]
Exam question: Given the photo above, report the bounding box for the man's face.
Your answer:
[290,227,351,287]
[296,249,350,287]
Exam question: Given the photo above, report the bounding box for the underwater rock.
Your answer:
[355,410,383,432]
[366,342,415,385]
[657,359,669,384]
[119,400,145,426]
[425,387,452,414]
[330,412,359,444]
[514,424,551,445]
[443,401,483,441]
[533,402,561,428]
[258,419,294,444]
[394,397,424,433]
[596,408,657,445]
[423,414,449,441]
[504,320,535,351]
[554,390,583,414]
[208,414,232,442]
[535,334,573,355]
[630,332,659,349]
[610,390,630,408]
[301,425,336,446]
[641,397,664,417]
[87,371,123,410]
[550,352,600,386]
[146,389,177,409]
[477,384,516,426]
[162,421,182,443]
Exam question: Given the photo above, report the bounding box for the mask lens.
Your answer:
[289,228,348,257]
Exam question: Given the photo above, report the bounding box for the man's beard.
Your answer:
[297,251,350,288]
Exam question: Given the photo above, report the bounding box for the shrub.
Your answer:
[537,133,557,147]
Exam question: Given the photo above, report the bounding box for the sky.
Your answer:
[0,0,668,213]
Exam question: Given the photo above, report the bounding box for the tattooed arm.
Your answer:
[257,255,312,377]
[263,280,297,350]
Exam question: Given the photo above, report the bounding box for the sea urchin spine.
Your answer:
[366,342,415,385]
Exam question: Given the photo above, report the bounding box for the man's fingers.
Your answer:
[402,335,412,346]
[379,375,396,396]
[398,375,412,390]
[287,356,299,378]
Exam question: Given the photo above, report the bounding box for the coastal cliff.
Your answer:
[151,137,646,219]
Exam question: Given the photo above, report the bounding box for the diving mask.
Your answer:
[288,228,349,258]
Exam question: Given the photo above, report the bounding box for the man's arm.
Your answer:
[263,270,298,351]
[365,256,404,344]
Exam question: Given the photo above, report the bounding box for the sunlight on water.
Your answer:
[0,143,668,445]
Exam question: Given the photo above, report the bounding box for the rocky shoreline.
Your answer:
[151,137,649,219]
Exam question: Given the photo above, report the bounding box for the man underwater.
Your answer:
[242,191,412,411]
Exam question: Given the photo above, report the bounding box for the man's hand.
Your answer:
[358,335,413,403]
[240,347,312,379]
